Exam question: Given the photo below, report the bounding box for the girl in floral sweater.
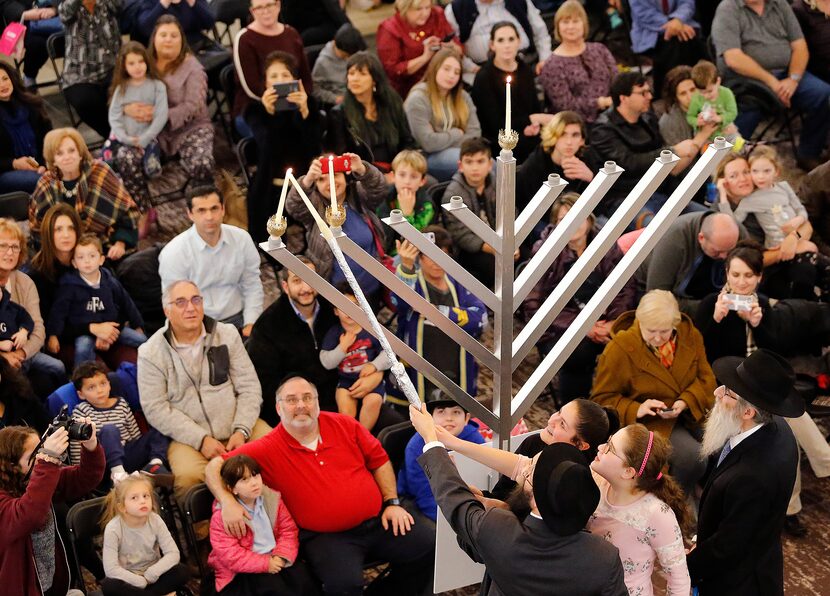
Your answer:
[208,454,317,595]
[588,423,692,595]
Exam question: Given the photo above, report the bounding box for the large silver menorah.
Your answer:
[261,132,732,449]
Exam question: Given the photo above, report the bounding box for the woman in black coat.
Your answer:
[0,62,51,194]
[243,51,322,243]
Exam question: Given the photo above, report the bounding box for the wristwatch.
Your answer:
[790,73,803,82]
[235,427,250,440]
[382,498,401,510]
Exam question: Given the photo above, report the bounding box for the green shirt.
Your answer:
[686,86,739,138]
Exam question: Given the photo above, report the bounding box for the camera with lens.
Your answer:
[48,405,93,441]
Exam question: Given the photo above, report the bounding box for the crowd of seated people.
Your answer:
[2,0,830,593]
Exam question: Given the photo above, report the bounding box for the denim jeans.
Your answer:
[97,425,170,471]
[234,115,253,139]
[22,351,66,381]
[426,147,461,182]
[730,70,830,159]
[25,17,63,36]
[73,327,148,368]
[0,169,41,194]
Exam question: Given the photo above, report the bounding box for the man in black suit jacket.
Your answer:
[410,405,627,596]
[688,349,804,595]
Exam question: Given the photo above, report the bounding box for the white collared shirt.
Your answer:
[171,324,207,380]
[158,224,264,325]
[728,422,765,451]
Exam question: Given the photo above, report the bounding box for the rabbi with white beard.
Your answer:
[687,349,803,596]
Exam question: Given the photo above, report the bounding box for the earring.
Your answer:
[373,84,377,92]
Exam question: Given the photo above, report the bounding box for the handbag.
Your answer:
[0,20,26,61]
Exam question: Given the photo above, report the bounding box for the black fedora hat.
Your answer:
[712,349,805,418]
[532,443,599,536]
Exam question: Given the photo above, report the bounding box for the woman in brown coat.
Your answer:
[591,289,716,499]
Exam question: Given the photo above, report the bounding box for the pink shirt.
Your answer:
[587,474,690,596]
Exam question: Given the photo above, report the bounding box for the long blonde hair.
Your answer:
[422,48,469,131]
[100,475,158,530]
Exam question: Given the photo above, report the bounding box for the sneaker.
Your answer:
[142,462,174,488]
[784,514,807,538]
[111,469,129,485]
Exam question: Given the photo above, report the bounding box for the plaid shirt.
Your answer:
[58,0,121,87]
[30,159,139,250]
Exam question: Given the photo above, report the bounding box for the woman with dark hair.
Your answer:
[29,128,139,262]
[487,399,617,500]
[150,15,215,185]
[0,358,49,432]
[57,0,121,139]
[658,65,718,147]
[0,423,104,595]
[25,203,82,319]
[286,153,388,301]
[0,61,51,194]
[244,51,322,243]
[327,51,416,171]
[538,0,617,124]
[471,22,549,163]
[522,193,636,402]
[404,48,480,181]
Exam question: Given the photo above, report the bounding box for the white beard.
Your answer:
[700,400,744,460]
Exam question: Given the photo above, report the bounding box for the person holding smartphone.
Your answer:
[591,289,716,501]
[243,51,322,243]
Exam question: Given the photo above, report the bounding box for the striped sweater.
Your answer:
[70,397,141,464]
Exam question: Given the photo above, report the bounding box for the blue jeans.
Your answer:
[22,351,66,383]
[427,147,461,182]
[0,169,41,194]
[234,115,253,139]
[98,425,170,471]
[73,327,148,368]
[731,70,830,159]
[25,17,62,36]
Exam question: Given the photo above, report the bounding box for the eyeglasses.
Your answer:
[599,438,623,460]
[0,243,21,254]
[715,385,739,401]
[251,1,279,12]
[167,295,204,309]
[279,395,316,407]
[630,88,653,97]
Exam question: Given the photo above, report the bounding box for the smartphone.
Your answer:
[723,293,753,312]
[272,80,300,111]
[321,155,352,174]
[442,33,454,42]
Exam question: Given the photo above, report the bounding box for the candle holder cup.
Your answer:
[326,205,347,228]
[498,129,519,151]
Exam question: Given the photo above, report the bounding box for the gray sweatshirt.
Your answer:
[312,41,347,106]
[403,82,481,154]
[717,181,808,248]
[108,78,169,148]
[102,513,180,588]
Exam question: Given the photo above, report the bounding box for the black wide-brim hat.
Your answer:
[712,349,805,418]
[532,443,599,536]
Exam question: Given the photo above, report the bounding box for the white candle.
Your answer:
[328,155,337,211]
[505,76,512,133]
[275,168,291,221]
[287,171,333,240]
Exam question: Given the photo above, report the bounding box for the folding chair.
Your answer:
[46,31,81,129]
[235,137,258,188]
[181,483,216,582]
[377,420,415,475]
[0,191,30,221]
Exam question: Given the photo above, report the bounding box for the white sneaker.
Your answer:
[111,470,129,485]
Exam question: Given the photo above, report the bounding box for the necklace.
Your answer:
[59,179,79,200]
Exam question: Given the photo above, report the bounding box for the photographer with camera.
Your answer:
[0,415,104,596]
[694,240,830,537]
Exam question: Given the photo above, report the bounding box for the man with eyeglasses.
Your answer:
[204,375,435,595]
[138,279,270,501]
[591,71,703,223]
[687,349,802,595]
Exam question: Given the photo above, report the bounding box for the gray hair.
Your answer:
[161,280,200,309]
[735,396,773,426]
[275,376,319,402]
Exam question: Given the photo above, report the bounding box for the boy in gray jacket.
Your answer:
[312,24,366,108]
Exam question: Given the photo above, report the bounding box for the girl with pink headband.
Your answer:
[589,423,692,595]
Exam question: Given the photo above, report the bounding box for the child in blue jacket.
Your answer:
[47,234,146,367]
[397,391,485,521]
[0,287,34,354]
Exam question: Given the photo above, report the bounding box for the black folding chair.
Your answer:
[235,137,258,188]
[377,421,415,476]
[46,31,81,129]
[181,483,216,582]
[0,191,31,221]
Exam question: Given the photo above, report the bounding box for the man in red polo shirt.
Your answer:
[205,375,435,594]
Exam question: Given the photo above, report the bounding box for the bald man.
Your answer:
[645,212,746,316]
